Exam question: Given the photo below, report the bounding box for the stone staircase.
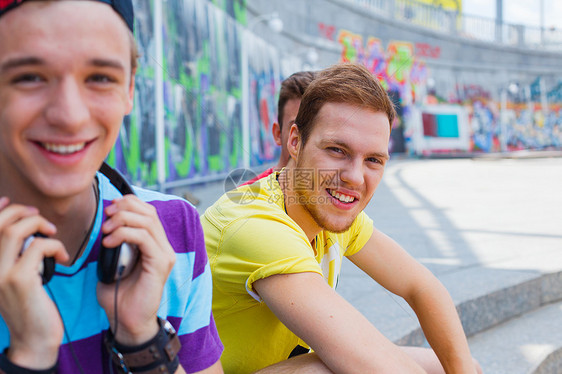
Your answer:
[339,262,562,373]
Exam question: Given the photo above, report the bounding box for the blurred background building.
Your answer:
[110,0,562,191]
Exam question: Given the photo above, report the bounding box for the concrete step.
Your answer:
[468,300,562,374]
[339,257,562,346]
[339,261,562,373]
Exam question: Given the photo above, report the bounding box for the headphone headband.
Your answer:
[99,162,135,196]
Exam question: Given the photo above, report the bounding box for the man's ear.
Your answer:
[272,122,282,146]
[287,123,301,160]
[125,71,136,115]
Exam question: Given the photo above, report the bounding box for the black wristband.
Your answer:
[0,349,57,374]
[105,317,181,374]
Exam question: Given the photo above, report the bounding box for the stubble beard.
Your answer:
[297,187,357,234]
[294,152,357,233]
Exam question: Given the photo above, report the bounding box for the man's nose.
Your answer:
[44,78,89,129]
[340,158,364,187]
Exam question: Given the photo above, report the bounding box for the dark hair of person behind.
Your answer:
[294,63,396,147]
[277,71,317,129]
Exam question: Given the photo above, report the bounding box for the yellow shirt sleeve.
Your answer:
[213,214,324,301]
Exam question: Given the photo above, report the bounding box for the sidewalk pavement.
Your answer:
[189,155,562,371]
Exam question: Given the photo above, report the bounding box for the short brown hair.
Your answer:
[277,71,316,129]
[294,63,396,146]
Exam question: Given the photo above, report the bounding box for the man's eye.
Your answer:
[12,74,44,84]
[88,74,115,83]
[328,147,344,154]
[366,157,382,165]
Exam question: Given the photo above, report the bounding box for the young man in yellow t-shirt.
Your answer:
[202,63,481,373]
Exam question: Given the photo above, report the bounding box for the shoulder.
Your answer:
[203,174,286,233]
[133,188,204,258]
[322,211,373,245]
[133,186,195,208]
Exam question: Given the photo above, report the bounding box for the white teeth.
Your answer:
[329,189,355,203]
[43,142,86,155]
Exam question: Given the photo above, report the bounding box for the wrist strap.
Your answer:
[0,349,57,374]
[105,317,181,374]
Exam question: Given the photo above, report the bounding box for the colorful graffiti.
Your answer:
[435,83,562,152]
[337,30,427,153]
[211,0,247,23]
[108,0,280,187]
[338,30,427,104]
[503,105,562,150]
[336,28,561,153]
[161,0,244,181]
[247,37,280,167]
[318,22,336,41]
[416,0,462,12]
[415,42,441,59]
[107,0,157,185]
[468,100,499,152]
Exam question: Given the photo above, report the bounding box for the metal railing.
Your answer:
[347,0,562,50]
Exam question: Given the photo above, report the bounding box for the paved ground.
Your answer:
[189,154,562,370]
[335,156,562,342]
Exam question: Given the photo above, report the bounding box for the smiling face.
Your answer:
[288,102,390,234]
[0,1,134,201]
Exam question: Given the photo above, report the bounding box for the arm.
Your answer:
[254,352,332,374]
[173,360,222,374]
[97,195,174,344]
[193,360,223,374]
[97,196,223,373]
[347,228,477,373]
[253,271,426,374]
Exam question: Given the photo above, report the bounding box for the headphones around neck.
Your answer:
[26,162,139,284]
[96,162,139,284]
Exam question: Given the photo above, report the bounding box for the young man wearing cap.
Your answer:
[242,71,317,186]
[203,64,481,373]
[0,1,223,373]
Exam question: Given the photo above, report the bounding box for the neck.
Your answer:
[279,166,322,242]
[276,153,291,170]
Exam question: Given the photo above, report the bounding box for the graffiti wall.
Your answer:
[503,104,562,150]
[335,27,562,154]
[108,0,157,184]
[108,0,280,187]
[247,35,281,166]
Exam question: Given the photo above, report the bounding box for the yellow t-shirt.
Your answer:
[202,172,373,373]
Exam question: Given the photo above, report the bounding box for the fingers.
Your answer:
[0,196,9,210]
[102,196,170,251]
[101,195,175,275]
[15,237,67,282]
[0,202,65,275]
[21,236,69,264]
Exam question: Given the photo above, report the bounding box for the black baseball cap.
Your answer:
[0,0,134,32]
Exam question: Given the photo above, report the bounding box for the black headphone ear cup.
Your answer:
[42,257,55,284]
[97,244,121,284]
[22,233,55,285]
[96,162,139,284]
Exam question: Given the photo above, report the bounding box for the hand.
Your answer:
[0,197,69,369]
[97,195,176,345]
